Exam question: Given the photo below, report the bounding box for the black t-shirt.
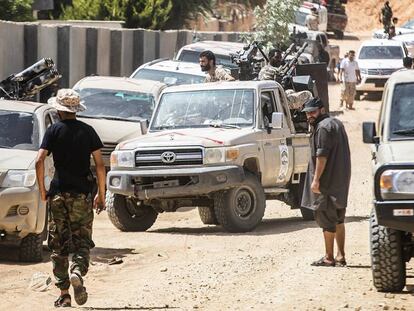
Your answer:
[40,119,103,195]
[301,114,351,210]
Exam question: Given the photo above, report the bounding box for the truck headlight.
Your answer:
[204,147,240,164]
[110,151,135,168]
[379,169,414,195]
[204,148,225,164]
[1,170,37,188]
[360,68,368,75]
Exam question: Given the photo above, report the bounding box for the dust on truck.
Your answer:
[106,80,311,233]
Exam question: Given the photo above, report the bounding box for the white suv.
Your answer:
[356,39,408,99]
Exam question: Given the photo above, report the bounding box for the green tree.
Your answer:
[60,0,213,30]
[0,0,34,22]
[251,0,302,47]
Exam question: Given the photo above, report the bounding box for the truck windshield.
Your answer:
[151,89,255,130]
[390,83,414,139]
[359,46,403,59]
[76,88,155,121]
[0,110,38,150]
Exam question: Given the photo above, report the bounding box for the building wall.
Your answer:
[0,20,245,91]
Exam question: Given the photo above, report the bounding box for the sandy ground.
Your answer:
[1,33,414,311]
[346,0,414,33]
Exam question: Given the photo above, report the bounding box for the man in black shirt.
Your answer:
[35,89,106,307]
[301,98,351,267]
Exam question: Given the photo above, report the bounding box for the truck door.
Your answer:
[260,90,292,187]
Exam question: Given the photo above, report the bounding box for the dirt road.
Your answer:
[1,33,413,311]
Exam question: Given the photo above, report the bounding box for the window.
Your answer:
[261,91,277,128]
[359,46,403,59]
[45,114,52,129]
[389,83,414,139]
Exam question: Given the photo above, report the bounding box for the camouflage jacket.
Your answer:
[205,67,235,83]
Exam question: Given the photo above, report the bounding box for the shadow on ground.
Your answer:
[150,215,368,236]
[0,245,136,265]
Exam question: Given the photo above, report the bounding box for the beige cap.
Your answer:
[48,89,86,113]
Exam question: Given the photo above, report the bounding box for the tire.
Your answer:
[106,191,158,232]
[213,172,265,233]
[198,206,219,225]
[300,207,315,221]
[334,30,344,40]
[370,208,406,292]
[355,91,362,101]
[19,233,43,262]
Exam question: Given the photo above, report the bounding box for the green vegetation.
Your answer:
[0,0,34,22]
[61,0,214,30]
[252,0,302,47]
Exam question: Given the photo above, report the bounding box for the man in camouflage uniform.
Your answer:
[199,50,235,82]
[35,89,106,307]
[379,1,393,34]
[258,48,284,81]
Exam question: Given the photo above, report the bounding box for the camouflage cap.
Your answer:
[48,89,86,113]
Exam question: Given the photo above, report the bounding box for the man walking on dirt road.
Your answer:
[301,98,351,267]
[35,89,106,307]
[339,50,361,110]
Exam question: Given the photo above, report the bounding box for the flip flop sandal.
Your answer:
[335,259,347,267]
[311,257,335,267]
[54,293,71,307]
[70,273,88,306]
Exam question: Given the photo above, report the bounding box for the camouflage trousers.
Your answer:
[48,192,95,290]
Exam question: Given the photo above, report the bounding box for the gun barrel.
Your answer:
[282,43,295,62]
[13,58,55,83]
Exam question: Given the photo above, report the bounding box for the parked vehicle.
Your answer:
[0,100,57,262]
[130,59,205,86]
[362,70,414,292]
[72,76,166,167]
[175,40,245,71]
[106,80,312,233]
[393,33,414,56]
[356,40,407,99]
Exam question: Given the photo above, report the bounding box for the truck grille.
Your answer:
[102,142,118,158]
[367,68,398,76]
[366,78,388,87]
[135,148,203,167]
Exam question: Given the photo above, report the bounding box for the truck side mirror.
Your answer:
[140,119,149,135]
[271,112,284,129]
[362,122,379,144]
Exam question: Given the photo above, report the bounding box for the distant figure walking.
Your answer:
[379,1,393,34]
[339,50,361,110]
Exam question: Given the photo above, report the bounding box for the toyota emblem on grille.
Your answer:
[161,151,176,163]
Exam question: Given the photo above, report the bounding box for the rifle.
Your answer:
[0,58,61,100]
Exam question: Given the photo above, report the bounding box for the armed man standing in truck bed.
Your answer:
[35,89,106,307]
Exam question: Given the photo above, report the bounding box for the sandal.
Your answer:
[311,257,335,267]
[54,293,71,307]
[70,273,88,305]
[335,258,347,267]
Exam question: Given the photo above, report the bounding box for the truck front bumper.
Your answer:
[107,166,245,200]
[0,187,44,238]
[374,200,414,232]
[356,74,391,92]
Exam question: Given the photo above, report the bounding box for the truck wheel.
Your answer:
[214,172,265,233]
[19,233,43,262]
[106,191,158,232]
[355,91,362,101]
[198,206,219,225]
[370,209,406,292]
[334,30,344,40]
[300,207,315,221]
